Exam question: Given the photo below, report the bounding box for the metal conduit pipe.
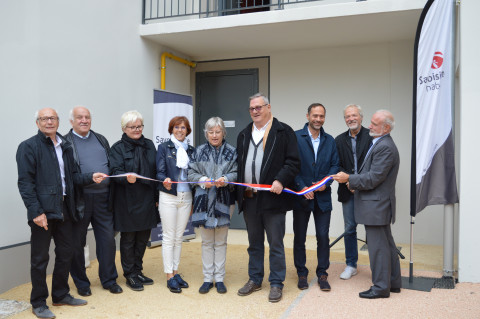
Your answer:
[160,52,196,90]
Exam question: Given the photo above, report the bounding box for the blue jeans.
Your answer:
[342,198,358,268]
[293,202,331,278]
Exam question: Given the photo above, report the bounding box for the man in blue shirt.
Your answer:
[293,103,339,291]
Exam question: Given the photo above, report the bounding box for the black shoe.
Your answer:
[137,273,154,285]
[199,282,213,294]
[318,275,331,291]
[167,277,182,293]
[215,282,227,294]
[104,283,123,294]
[174,274,189,288]
[390,287,401,293]
[268,286,283,303]
[297,276,308,290]
[359,288,390,299]
[126,276,144,291]
[77,287,91,297]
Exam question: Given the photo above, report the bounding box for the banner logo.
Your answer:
[431,51,444,69]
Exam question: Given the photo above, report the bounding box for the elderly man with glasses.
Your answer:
[236,93,300,303]
[16,108,106,319]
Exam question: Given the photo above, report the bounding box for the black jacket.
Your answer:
[109,136,160,232]
[236,118,300,213]
[335,126,372,202]
[156,140,195,196]
[16,131,94,222]
[64,129,110,220]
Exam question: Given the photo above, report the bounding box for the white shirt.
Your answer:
[252,120,270,144]
[72,129,90,139]
[308,127,321,161]
[54,135,66,195]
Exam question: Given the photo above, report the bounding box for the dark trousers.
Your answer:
[29,201,72,308]
[243,197,286,288]
[293,202,331,278]
[120,229,151,278]
[70,192,118,289]
[365,224,402,294]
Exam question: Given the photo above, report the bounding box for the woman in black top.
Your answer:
[110,110,159,291]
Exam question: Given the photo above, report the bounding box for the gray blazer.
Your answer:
[348,134,399,226]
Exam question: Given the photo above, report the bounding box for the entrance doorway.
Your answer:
[195,68,259,229]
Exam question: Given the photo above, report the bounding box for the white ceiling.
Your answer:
[140,0,425,60]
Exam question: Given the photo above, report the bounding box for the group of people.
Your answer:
[16,93,401,319]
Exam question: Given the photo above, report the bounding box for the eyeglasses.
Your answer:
[249,104,267,113]
[37,116,58,123]
[126,125,144,131]
[174,126,187,131]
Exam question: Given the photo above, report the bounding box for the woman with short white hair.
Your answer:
[188,117,237,294]
[110,110,159,292]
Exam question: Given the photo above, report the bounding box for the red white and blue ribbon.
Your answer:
[106,173,332,196]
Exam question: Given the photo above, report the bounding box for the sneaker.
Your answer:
[52,294,87,306]
[340,266,358,280]
[173,274,189,288]
[199,282,214,294]
[297,276,309,290]
[215,282,227,294]
[137,273,154,285]
[167,277,181,293]
[32,305,55,319]
[318,275,331,291]
[126,276,144,291]
[268,286,283,303]
[237,280,261,296]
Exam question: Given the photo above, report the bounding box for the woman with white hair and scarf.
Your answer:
[156,116,195,293]
[188,117,237,294]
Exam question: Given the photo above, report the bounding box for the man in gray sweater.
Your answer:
[66,106,123,296]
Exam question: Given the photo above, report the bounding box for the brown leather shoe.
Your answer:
[318,275,331,291]
[268,286,283,302]
[237,280,261,296]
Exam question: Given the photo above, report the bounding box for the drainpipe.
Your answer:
[161,52,196,90]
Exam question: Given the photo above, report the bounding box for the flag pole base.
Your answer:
[401,276,435,292]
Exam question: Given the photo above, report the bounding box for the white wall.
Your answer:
[269,41,447,246]
[458,0,480,283]
[0,0,190,291]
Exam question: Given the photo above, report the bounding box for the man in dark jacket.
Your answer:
[65,106,122,297]
[334,104,372,280]
[293,103,339,292]
[16,108,106,319]
[236,93,300,303]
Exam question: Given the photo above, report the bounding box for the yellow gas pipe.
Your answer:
[160,52,196,90]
